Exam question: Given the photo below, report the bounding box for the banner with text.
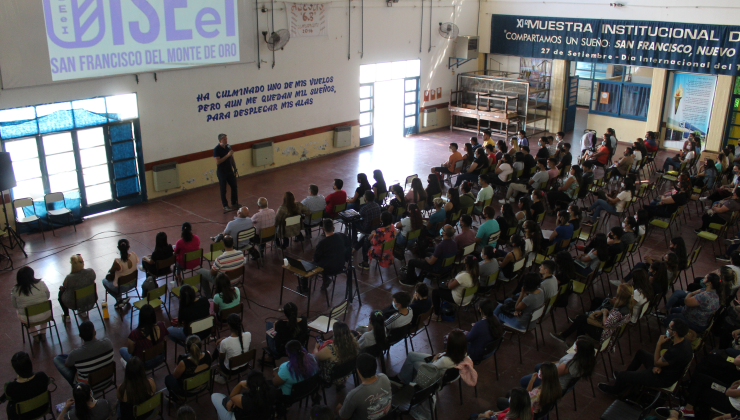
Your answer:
[288,3,328,38]
[43,0,240,81]
[490,15,740,75]
[663,73,716,146]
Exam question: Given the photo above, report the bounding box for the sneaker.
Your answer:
[498,199,508,204]
[213,374,227,385]
[359,262,370,270]
[694,229,702,234]
[78,311,88,318]
[549,332,565,343]
[114,301,126,309]
[679,407,695,418]
[597,383,618,395]
[582,221,594,227]
[609,280,622,288]
[223,206,231,211]
[725,238,740,245]
[717,255,731,263]
[399,277,417,287]
[120,357,127,368]
[699,197,710,202]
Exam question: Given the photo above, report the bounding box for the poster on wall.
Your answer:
[663,73,717,149]
[490,15,740,76]
[288,3,328,38]
[42,0,241,81]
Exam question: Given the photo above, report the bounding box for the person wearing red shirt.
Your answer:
[324,179,347,217]
[645,131,659,153]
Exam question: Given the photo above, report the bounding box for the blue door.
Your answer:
[564,76,579,132]
[403,77,420,136]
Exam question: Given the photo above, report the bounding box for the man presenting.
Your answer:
[213,133,241,211]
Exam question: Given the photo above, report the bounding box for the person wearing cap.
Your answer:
[213,133,241,211]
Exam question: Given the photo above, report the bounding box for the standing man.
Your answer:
[213,133,241,211]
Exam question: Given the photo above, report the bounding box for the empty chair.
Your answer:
[44,192,76,236]
[12,198,44,239]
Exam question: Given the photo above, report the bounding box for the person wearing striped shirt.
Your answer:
[53,321,114,388]
[198,235,245,298]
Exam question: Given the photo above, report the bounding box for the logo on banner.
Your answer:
[42,0,240,81]
[287,3,328,38]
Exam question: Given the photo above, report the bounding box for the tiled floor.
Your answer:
[0,127,725,420]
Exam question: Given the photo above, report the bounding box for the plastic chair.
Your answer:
[142,340,171,377]
[72,283,106,331]
[218,349,257,394]
[133,391,164,420]
[44,192,76,236]
[167,368,213,415]
[168,274,202,314]
[131,284,170,328]
[21,300,62,355]
[88,362,116,399]
[15,390,53,420]
[13,197,44,239]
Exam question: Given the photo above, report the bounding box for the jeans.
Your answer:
[662,158,681,172]
[266,322,278,355]
[167,326,187,345]
[493,299,525,330]
[399,352,431,384]
[519,363,543,388]
[589,199,615,222]
[454,172,479,187]
[102,278,137,304]
[217,171,238,208]
[431,286,455,315]
[212,393,235,420]
[119,347,165,370]
[198,268,217,298]
[53,354,76,386]
[604,349,674,393]
[665,290,687,313]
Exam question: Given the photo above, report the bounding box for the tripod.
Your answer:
[1,189,26,258]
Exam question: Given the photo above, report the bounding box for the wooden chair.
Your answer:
[142,340,171,377]
[131,284,170,328]
[218,349,257,394]
[12,197,44,239]
[21,301,63,355]
[44,192,76,236]
[72,283,106,331]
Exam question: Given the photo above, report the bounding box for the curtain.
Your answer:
[620,85,651,119]
[593,82,620,114]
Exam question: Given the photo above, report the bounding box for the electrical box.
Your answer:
[423,108,437,127]
[453,36,479,59]
[333,125,352,147]
[152,162,179,192]
[252,141,274,167]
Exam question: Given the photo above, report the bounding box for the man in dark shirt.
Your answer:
[213,133,241,211]
[520,146,536,180]
[599,318,693,394]
[645,181,690,219]
[557,143,573,171]
[606,226,625,266]
[1,352,50,420]
[381,283,432,327]
[312,219,350,290]
[400,225,457,286]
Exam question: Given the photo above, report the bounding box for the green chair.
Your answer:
[426,255,456,285]
[306,210,325,244]
[649,206,682,246]
[72,283,106,331]
[15,390,53,420]
[452,284,479,328]
[202,241,225,267]
[134,391,164,420]
[177,248,204,278]
[169,274,202,314]
[21,300,62,355]
[167,368,213,415]
[479,270,499,295]
[131,284,170,328]
[374,238,398,283]
[104,270,141,305]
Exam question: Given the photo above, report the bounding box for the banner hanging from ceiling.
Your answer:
[490,14,740,75]
[287,3,328,38]
[42,0,241,81]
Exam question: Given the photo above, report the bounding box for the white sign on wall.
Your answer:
[287,3,328,38]
[42,0,240,81]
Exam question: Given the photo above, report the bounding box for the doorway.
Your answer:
[373,79,404,143]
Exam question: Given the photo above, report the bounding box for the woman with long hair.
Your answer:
[141,231,174,277]
[425,173,442,204]
[575,233,609,276]
[372,169,388,201]
[515,196,531,224]
[121,304,169,369]
[522,221,542,265]
[568,204,582,231]
[466,299,504,362]
[650,261,670,298]
[498,236,525,281]
[347,173,372,209]
[213,273,240,314]
[313,321,359,385]
[507,362,561,413]
[546,165,582,213]
[58,382,112,420]
[212,370,277,420]
[59,254,96,322]
[388,184,407,217]
[213,313,252,384]
[583,175,635,226]
[692,158,719,188]
[357,311,388,351]
[116,356,156,420]
[102,238,139,309]
[273,340,319,396]
[473,387,533,420]
[399,330,469,384]
[165,335,213,399]
[167,284,210,345]
[431,255,478,318]
[395,203,423,247]
[266,302,308,361]
[630,268,654,323]
[405,177,428,206]
[275,191,310,249]
[173,222,200,280]
[553,250,576,286]
[444,187,462,224]
[11,267,50,338]
[670,237,688,275]
[519,337,596,393]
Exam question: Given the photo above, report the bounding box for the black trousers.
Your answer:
[559,314,603,341]
[611,350,674,393]
[433,166,454,175]
[708,190,732,203]
[701,213,727,230]
[217,171,238,207]
[547,190,572,210]
[686,372,740,419]
[406,258,434,284]
[431,286,455,315]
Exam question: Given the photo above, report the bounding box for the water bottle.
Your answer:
[101,301,109,319]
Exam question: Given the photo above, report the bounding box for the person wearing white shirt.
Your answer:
[659,150,695,174]
[500,159,549,204]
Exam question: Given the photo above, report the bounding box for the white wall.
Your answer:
[0,0,479,164]
[478,0,740,54]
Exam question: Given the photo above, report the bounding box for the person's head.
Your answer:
[79,321,96,342]
[614,284,634,310]
[368,311,387,347]
[464,255,479,279]
[415,282,429,299]
[218,133,228,146]
[624,147,633,156]
[538,362,563,408]
[507,388,533,420]
[322,219,335,235]
[258,197,268,208]
[391,184,404,199]
[449,142,458,152]
[485,144,495,154]
[502,154,513,164]
[556,210,569,226]
[464,143,474,157]
[509,137,517,146]
[364,190,375,203]
[623,216,637,232]
[482,245,495,261]
[702,272,720,291]
[310,405,334,420]
[433,197,444,209]
[478,175,489,187]
[568,204,582,221]
[136,304,157,336]
[177,406,197,420]
[446,330,468,366]
[540,260,556,277]
[308,184,319,196]
[356,353,378,380]
[502,203,516,220]
[537,159,547,170]
[514,151,524,163]
[609,226,624,242]
[497,139,508,153]
[670,237,687,266]
[668,318,689,340]
[285,340,317,378]
[734,162,740,175]
[118,238,131,262]
[478,300,501,337]
[214,273,237,303]
[181,221,194,242]
[483,205,495,220]
[521,273,541,293]
[72,383,94,419]
[442,224,455,239]
[120,356,151,405]
[186,334,202,364]
[330,321,358,363]
[518,130,526,138]
[411,177,425,195]
[571,338,597,379]
[357,173,369,186]
[531,189,544,201]
[631,268,653,300]
[11,352,33,378]
[373,169,385,185]
[547,158,558,169]
[538,137,546,147]
[379,210,392,227]
[583,161,593,172]
[69,254,85,274]
[333,178,344,190]
[470,136,479,145]
[510,235,526,251]
[283,302,299,328]
[222,235,234,249]
[245,371,273,411]
[178,284,196,313]
[460,214,472,229]
[447,187,460,205]
[553,250,575,277]
[392,291,412,309]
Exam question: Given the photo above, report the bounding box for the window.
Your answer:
[578,63,652,120]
